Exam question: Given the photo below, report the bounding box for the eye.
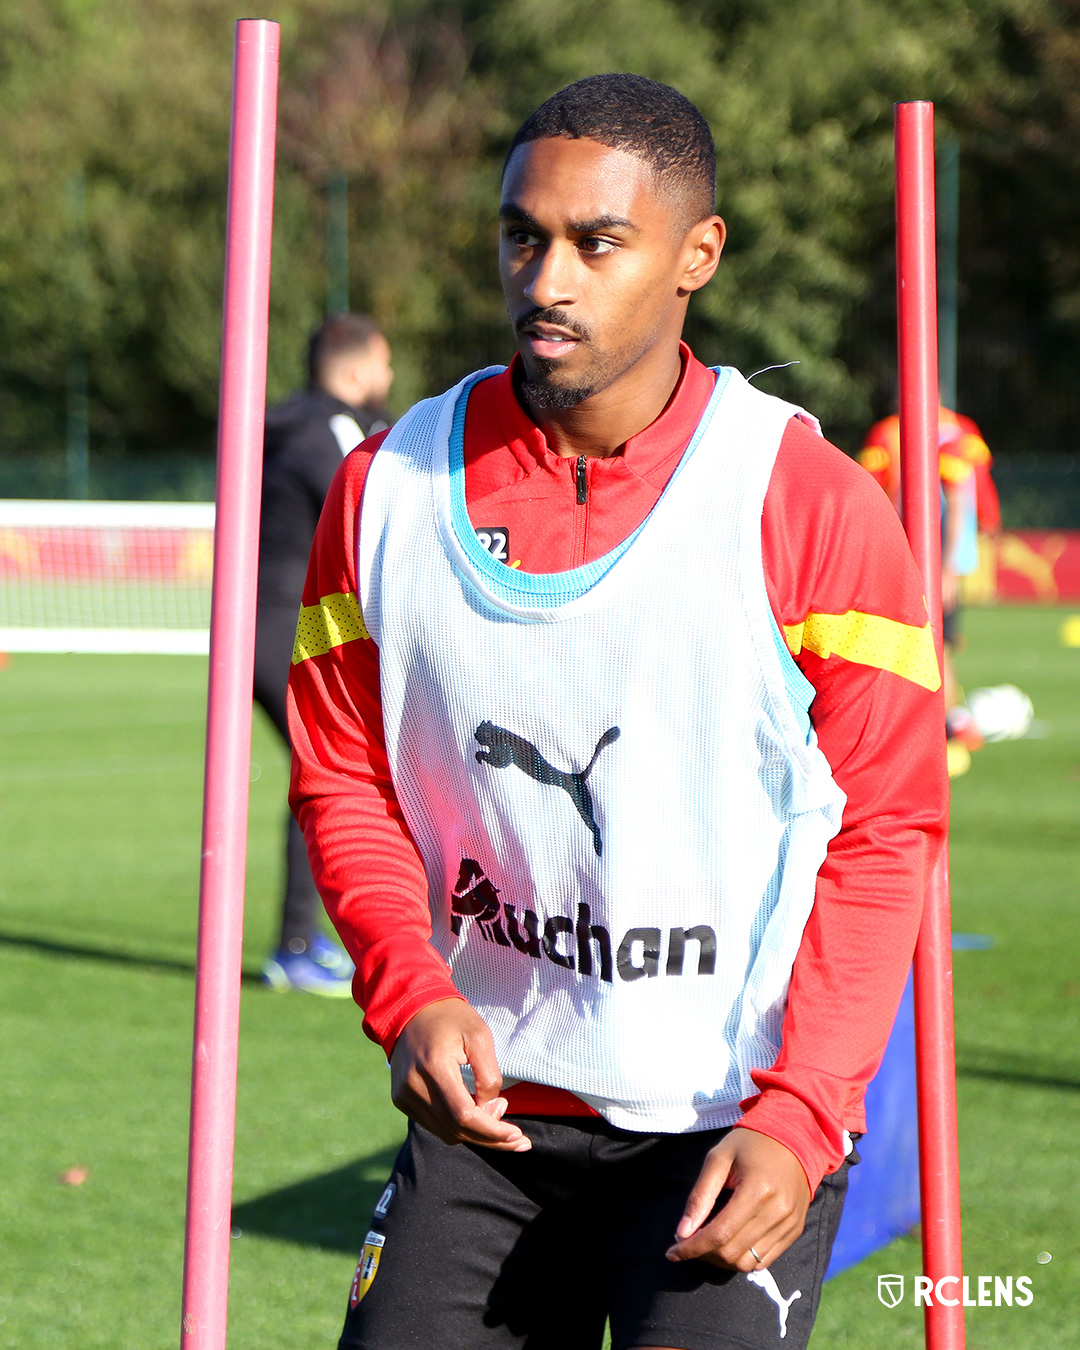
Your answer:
[506,227,540,248]
[579,236,616,256]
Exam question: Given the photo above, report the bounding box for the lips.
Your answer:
[520,324,581,360]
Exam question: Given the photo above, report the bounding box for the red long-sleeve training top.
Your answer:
[288,346,949,1193]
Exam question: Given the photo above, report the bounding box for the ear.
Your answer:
[678,216,726,296]
[345,351,372,398]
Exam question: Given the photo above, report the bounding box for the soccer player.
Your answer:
[858,405,992,623]
[289,76,947,1349]
[256,313,393,994]
[859,405,998,768]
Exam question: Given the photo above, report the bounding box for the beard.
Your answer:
[519,369,596,410]
[512,306,599,410]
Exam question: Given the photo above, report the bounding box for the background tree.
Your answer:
[0,0,1075,490]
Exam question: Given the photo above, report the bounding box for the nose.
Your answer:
[522,240,576,311]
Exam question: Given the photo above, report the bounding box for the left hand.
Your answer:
[665,1127,811,1271]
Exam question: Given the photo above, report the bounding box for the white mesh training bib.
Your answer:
[358,366,846,1133]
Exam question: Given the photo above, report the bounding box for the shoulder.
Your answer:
[301,427,391,605]
[267,388,337,434]
[764,417,927,627]
[313,426,394,537]
[771,415,892,514]
[341,426,392,499]
[265,390,354,471]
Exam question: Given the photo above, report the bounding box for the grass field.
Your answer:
[0,606,1077,1347]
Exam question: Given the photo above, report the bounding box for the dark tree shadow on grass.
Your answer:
[0,930,263,983]
[231,1145,401,1253]
[956,1046,1080,1094]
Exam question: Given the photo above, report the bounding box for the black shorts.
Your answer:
[338,1116,852,1350]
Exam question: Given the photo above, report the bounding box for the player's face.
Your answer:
[363,334,394,406]
[499,136,723,409]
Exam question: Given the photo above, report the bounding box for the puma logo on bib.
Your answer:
[474,721,620,856]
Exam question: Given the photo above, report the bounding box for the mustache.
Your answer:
[514,307,592,343]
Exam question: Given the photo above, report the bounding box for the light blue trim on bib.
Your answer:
[769,623,815,742]
[447,367,736,608]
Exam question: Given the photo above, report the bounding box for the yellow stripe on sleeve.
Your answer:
[292,591,370,664]
[959,432,991,465]
[782,610,941,691]
[939,451,974,485]
[857,445,890,475]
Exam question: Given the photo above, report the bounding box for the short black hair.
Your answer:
[506,74,716,228]
[308,313,383,386]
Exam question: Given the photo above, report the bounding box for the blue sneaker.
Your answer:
[307,933,355,977]
[261,940,354,997]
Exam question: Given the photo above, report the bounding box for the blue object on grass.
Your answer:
[261,938,355,997]
[951,932,995,950]
[826,972,919,1277]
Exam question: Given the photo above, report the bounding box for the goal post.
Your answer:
[0,499,214,654]
[894,100,966,1350]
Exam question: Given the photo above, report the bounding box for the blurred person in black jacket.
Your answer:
[256,313,393,994]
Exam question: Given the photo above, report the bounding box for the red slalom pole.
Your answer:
[895,101,966,1350]
[181,20,279,1349]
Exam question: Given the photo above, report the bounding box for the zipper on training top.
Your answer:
[571,455,590,568]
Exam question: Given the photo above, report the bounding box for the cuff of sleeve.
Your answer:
[736,1089,846,1196]
[362,982,467,1058]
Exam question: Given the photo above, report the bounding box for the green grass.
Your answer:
[0,610,1077,1347]
[0,654,395,1348]
[811,606,1080,1348]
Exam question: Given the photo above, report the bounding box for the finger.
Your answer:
[400,1084,530,1150]
[402,1104,531,1152]
[455,1101,532,1148]
[667,1180,771,1264]
[425,1107,530,1151]
[718,1210,802,1271]
[725,1209,805,1271]
[423,1064,530,1149]
[393,1059,489,1136]
[738,1217,804,1271]
[391,1073,460,1143]
[468,1132,534,1153]
[674,1143,735,1240]
[667,1198,805,1269]
[464,1027,504,1107]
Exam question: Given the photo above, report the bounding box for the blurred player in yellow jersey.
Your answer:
[859,409,1000,773]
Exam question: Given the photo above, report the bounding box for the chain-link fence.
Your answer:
[993,456,1080,530]
[2,449,1080,531]
[0,453,217,503]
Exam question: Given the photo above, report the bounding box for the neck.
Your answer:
[519,340,685,459]
[317,375,363,410]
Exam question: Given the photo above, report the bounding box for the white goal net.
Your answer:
[0,500,215,654]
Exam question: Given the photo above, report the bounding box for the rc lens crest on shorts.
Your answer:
[349,1231,386,1309]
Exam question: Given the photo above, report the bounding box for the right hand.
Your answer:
[389,999,532,1152]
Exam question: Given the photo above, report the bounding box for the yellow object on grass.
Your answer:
[946,741,971,778]
[1059,615,1080,648]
